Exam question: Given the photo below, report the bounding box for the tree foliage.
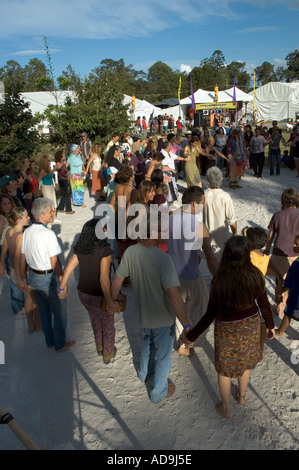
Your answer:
[0,93,40,175]
[44,68,131,147]
[284,49,299,82]
[1,48,299,101]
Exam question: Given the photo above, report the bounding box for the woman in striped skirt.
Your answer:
[67,144,86,207]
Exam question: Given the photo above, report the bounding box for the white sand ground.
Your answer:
[0,165,299,451]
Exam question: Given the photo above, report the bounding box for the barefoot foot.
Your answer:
[215,402,231,418]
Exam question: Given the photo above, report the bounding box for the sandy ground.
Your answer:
[0,165,299,451]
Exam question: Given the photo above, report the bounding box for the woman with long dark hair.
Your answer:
[183,236,275,418]
[59,218,121,364]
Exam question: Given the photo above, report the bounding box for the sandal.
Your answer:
[237,387,246,405]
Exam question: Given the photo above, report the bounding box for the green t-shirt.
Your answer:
[116,243,180,329]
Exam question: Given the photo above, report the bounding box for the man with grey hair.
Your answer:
[204,166,237,260]
[19,198,75,352]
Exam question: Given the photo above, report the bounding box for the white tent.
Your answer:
[20,91,76,114]
[133,99,161,123]
[248,82,299,122]
[180,86,253,105]
[153,105,181,121]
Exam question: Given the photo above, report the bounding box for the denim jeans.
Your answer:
[4,252,25,314]
[138,324,175,403]
[10,278,25,314]
[270,148,281,175]
[29,271,67,350]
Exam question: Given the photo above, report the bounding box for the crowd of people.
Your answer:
[0,120,299,419]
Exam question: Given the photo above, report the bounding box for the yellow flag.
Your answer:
[178,76,181,102]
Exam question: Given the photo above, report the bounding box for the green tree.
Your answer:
[284,49,299,82]
[0,60,25,94]
[255,62,276,86]
[0,93,40,175]
[94,58,146,97]
[57,65,82,91]
[274,65,286,82]
[226,61,251,92]
[44,69,131,147]
[191,64,215,90]
[147,61,180,102]
[201,50,226,70]
[23,58,51,91]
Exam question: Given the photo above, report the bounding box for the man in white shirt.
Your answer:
[20,198,75,352]
[204,166,237,260]
[161,141,190,204]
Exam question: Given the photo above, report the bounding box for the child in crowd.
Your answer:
[275,235,299,337]
[242,226,283,353]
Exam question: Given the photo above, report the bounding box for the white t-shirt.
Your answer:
[21,224,62,270]
[204,188,236,249]
[161,149,176,170]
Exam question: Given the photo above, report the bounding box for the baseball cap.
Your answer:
[186,130,192,134]
[107,167,118,175]
[0,175,16,188]
[81,132,87,137]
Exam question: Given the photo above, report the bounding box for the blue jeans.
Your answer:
[10,278,25,314]
[29,271,67,350]
[270,148,281,175]
[5,253,24,314]
[138,324,175,403]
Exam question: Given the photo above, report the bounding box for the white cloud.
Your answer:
[0,0,245,41]
[0,0,296,44]
[274,58,287,66]
[180,64,192,74]
[234,26,281,34]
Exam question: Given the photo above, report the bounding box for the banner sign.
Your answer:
[196,102,237,110]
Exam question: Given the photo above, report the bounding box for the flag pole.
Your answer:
[178,76,181,119]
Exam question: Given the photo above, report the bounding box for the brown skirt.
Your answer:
[91,170,106,195]
[214,314,262,378]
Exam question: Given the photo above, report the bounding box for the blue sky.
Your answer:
[1,0,298,86]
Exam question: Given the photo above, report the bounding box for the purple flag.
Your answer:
[233,72,236,106]
[190,74,195,110]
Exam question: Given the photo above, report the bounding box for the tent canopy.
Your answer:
[154,98,179,108]
[249,82,299,121]
[180,86,253,105]
[20,91,76,114]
